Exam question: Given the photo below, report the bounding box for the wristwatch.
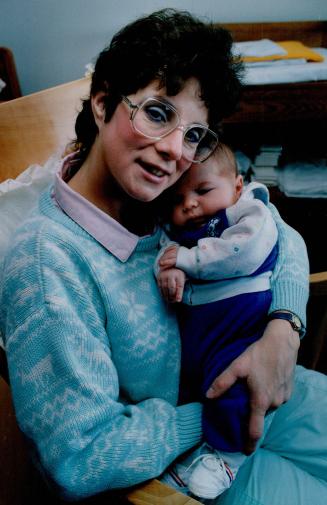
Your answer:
[268,310,302,333]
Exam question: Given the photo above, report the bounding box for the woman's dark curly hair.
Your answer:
[74,8,243,159]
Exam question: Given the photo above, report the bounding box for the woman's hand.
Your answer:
[206,319,300,454]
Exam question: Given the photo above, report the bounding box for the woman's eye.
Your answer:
[144,104,170,124]
[185,127,205,145]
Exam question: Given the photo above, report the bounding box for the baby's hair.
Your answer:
[209,143,239,177]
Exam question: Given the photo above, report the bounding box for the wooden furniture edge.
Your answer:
[0,76,89,109]
[220,20,327,46]
[219,21,327,124]
[309,272,327,297]
[310,271,327,283]
[0,77,90,181]
[127,479,201,504]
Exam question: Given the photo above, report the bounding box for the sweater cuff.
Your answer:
[269,280,308,334]
[176,402,203,455]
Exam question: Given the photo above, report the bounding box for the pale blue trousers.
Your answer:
[217,366,327,505]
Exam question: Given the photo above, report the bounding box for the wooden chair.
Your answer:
[0,77,90,182]
[0,78,201,504]
[298,271,327,373]
[0,76,326,505]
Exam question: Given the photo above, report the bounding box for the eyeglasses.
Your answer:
[122,96,218,163]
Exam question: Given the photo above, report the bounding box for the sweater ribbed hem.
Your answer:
[270,280,309,334]
[176,402,203,454]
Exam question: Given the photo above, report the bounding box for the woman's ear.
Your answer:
[91,92,107,128]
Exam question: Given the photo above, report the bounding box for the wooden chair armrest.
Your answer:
[299,271,327,373]
[309,271,327,296]
[126,479,201,504]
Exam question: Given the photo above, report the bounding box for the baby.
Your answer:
[156,144,278,500]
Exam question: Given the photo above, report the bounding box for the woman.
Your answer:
[1,9,326,504]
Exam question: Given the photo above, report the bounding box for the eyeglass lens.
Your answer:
[132,98,217,162]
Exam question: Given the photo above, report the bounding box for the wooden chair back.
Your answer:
[0,77,90,183]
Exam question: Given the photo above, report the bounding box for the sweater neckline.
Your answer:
[40,189,161,258]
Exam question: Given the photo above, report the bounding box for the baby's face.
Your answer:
[171,163,243,228]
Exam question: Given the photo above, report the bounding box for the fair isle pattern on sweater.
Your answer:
[0,189,202,500]
[0,189,309,500]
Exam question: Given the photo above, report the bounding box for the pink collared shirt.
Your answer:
[52,153,139,262]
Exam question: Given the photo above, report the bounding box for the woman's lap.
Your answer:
[262,365,327,479]
[217,365,327,504]
[217,447,327,505]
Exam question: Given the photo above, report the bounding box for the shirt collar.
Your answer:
[53,153,139,262]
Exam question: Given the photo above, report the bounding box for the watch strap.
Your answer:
[268,310,302,333]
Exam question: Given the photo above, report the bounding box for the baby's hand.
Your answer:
[157,268,186,303]
[159,246,178,270]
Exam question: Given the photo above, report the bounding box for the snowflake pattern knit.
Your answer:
[0,189,309,500]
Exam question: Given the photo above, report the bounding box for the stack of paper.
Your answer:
[252,145,282,186]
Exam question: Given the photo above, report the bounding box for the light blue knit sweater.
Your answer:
[0,189,309,500]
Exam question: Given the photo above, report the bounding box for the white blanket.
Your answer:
[278,159,327,198]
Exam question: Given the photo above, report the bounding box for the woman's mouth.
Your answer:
[138,160,167,178]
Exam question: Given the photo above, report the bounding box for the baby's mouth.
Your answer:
[186,217,206,229]
[138,160,166,178]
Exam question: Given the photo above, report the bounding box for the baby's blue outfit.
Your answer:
[168,184,279,452]
[1,165,327,504]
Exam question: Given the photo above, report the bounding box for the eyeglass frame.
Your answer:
[121,95,218,163]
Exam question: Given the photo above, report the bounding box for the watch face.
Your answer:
[292,314,302,331]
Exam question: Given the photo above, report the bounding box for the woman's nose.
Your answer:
[155,128,184,160]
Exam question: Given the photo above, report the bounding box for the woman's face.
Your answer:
[91,78,209,204]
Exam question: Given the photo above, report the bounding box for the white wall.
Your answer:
[1,0,327,95]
